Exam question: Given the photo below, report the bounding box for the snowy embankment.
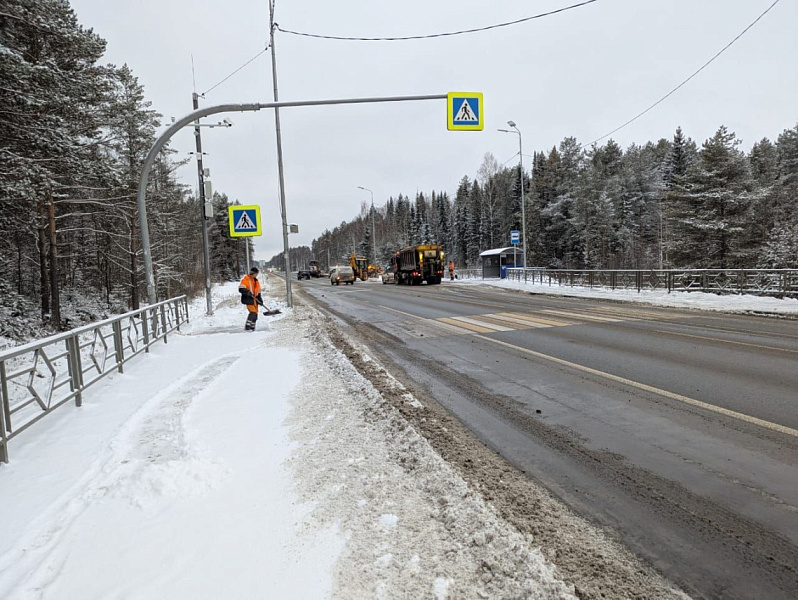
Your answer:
[464,276,798,316]
[0,277,687,599]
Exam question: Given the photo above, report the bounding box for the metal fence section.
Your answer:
[505,268,798,297]
[0,296,189,463]
[455,269,483,280]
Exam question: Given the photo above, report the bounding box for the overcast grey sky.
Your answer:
[70,0,797,260]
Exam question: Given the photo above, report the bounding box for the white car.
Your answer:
[330,266,355,285]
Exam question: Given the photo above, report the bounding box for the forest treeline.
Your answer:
[0,0,246,340]
[265,123,797,273]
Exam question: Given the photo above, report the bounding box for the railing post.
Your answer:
[174,300,181,331]
[66,335,84,407]
[160,304,168,344]
[112,321,124,373]
[0,360,10,463]
[185,297,190,322]
[142,312,151,353]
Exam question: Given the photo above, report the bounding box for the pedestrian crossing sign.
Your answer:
[228,205,262,237]
[447,92,483,131]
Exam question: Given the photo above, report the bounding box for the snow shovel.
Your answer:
[257,299,281,316]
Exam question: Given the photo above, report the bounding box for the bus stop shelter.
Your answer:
[480,247,524,278]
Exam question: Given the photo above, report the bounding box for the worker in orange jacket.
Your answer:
[238,267,263,331]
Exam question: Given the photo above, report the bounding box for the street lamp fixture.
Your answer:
[498,121,526,271]
[169,117,233,128]
[357,186,376,266]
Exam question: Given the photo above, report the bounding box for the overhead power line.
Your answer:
[275,0,598,41]
[591,0,782,145]
[200,45,270,97]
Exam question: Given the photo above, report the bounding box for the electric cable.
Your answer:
[590,0,781,144]
[200,45,270,97]
[501,152,521,168]
[274,0,598,41]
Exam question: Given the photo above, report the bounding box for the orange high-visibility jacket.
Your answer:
[239,274,262,313]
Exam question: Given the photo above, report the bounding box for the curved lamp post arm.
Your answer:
[137,103,267,305]
[138,94,447,305]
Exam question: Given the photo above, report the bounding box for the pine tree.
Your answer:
[663,127,698,266]
[676,126,754,268]
[467,181,483,266]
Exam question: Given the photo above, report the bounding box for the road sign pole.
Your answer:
[193,92,214,316]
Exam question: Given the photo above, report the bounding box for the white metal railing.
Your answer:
[504,268,798,297]
[454,269,482,280]
[0,296,189,463]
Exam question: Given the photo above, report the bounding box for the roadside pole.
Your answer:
[269,0,292,307]
[192,92,214,316]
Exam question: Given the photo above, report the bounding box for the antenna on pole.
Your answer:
[191,54,197,93]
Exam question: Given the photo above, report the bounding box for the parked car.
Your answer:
[330,266,355,285]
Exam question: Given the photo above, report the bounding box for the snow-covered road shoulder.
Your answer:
[281,306,578,599]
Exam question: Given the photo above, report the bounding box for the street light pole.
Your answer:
[358,186,375,265]
[499,121,526,271]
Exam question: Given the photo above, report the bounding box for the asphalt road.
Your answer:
[290,275,798,599]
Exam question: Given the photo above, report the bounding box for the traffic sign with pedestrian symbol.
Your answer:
[228,205,262,237]
[447,92,483,131]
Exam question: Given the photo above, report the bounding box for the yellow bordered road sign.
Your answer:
[447,92,484,131]
[228,205,262,237]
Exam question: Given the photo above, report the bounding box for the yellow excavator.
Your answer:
[349,254,369,281]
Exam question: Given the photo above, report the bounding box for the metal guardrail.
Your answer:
[0,296,190,463]
[504,268,798,297]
